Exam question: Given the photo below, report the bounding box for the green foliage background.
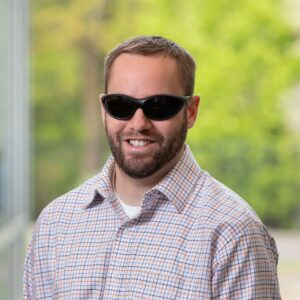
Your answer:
[32,0,300,227]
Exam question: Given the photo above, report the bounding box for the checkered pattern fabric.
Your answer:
[24,145,280,299]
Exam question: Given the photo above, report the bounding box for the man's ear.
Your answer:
[187,95,200,129]
[99,94,106,126]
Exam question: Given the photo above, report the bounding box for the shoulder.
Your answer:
[36,173,101,228]
[192,170,260,226]
[190,170,278,257]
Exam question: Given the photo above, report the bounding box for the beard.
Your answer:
[105,116,188,179]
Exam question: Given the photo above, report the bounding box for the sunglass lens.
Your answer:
[104,96,134,119]
[145,96,183,120]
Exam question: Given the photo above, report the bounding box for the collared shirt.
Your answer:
[23,146,281,299]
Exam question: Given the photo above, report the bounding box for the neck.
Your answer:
[114,147,184,206]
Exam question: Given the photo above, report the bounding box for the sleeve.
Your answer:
[23,208,56,300]
[211,221,281,299]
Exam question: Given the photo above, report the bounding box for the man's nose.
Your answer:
[128,108,152,131]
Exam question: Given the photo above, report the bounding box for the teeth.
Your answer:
[129,140,151,147]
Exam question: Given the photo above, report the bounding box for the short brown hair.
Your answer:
[104,35,196,95]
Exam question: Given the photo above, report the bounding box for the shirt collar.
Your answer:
[83,145,203,213]
[83,155,116,208]
[149,145,203,213]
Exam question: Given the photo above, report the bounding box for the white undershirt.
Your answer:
[112,168,142,218]
[117,195,142,219]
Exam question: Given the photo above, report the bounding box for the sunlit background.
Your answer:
[1,0,300,299]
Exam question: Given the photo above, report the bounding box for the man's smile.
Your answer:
[127,139,153,147]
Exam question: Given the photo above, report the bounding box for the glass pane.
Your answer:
[0,0,29,299]
[0,0,9,223]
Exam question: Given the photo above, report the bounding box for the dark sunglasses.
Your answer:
[101,94,191,121]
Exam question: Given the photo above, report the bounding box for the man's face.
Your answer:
[101,53,198,179]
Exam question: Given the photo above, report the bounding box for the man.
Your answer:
[24,36,281,299]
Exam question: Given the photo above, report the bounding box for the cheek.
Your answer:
[105,117,126,134]
[152,119,181,137]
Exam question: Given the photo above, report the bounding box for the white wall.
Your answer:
[0,0,30,299]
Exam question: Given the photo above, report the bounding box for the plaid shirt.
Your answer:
[24,145,280,299]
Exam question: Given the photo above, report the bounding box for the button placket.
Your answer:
[107,222,135,290]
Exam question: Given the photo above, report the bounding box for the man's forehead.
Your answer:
[107,55,184,96]
[109,53,182,85]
